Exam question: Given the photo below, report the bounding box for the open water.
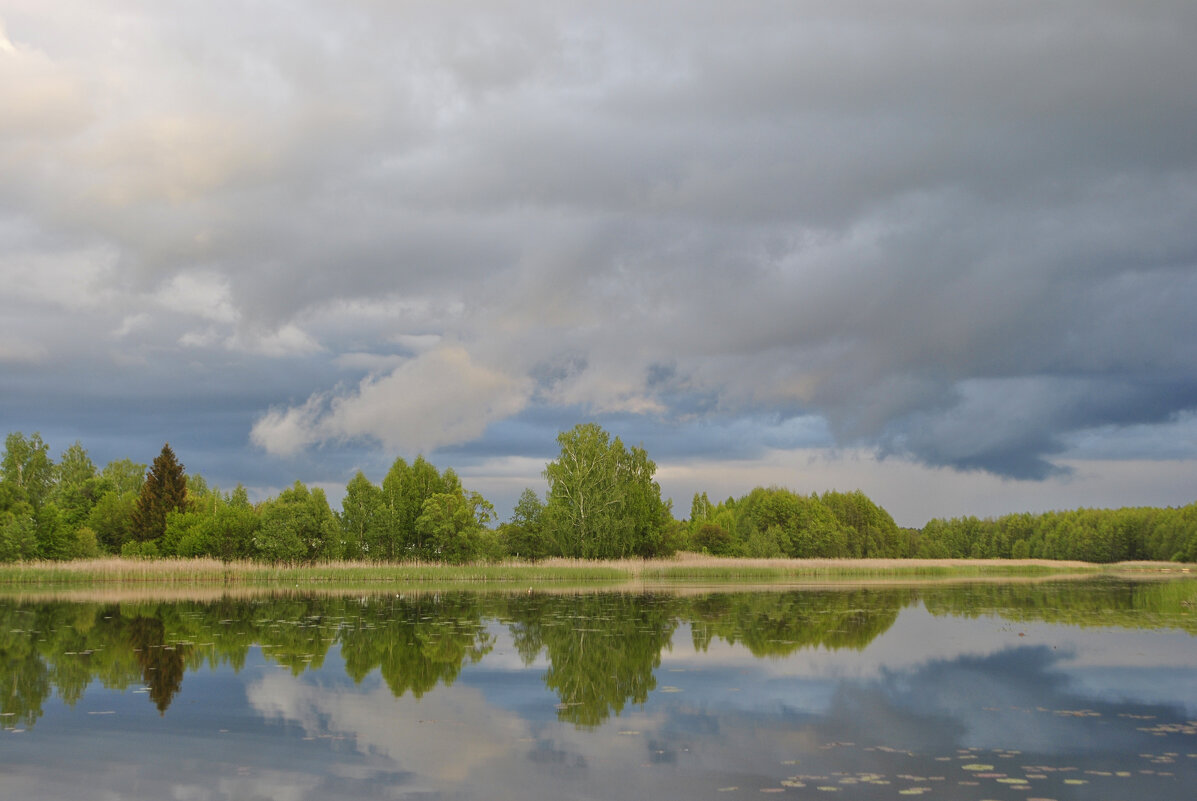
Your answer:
[2,578,1195,799]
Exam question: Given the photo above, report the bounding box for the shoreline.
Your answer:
[0,555,1190,589]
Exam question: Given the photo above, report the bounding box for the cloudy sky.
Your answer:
[2,0,1196,525]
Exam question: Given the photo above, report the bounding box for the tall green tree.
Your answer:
[1,432,54,512]
[52,442,101,529]
[100,459,148,496]
[503,488,550,560]
[341,471,384,560]
[416,491,483,564]
[0,490,38,562]
[378,456,460,559]
[206,486,259,562]
[543,423,669,559]
[130,444,188,544]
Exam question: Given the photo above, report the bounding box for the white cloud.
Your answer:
[250,393,329,457]
[247,672,528,785]
[251,345,532,456]
[113,312,151,338]
[229,324,322,358]
[152,271,237,323]
[0,18,90,140]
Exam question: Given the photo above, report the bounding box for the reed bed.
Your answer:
[0,558,628,586]
[0,555,1177,590]
[627,557,1107,581]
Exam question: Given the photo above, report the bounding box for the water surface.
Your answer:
[2,579,1195,799]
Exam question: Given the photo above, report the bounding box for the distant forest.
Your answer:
[2,427,1195,564]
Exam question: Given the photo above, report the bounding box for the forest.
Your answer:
[1,427,1195,564]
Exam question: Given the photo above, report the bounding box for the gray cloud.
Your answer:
[2,0,1196,496]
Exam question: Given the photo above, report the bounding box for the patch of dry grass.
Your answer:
[0,554,1184,591]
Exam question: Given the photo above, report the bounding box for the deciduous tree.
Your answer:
[543,423,670,559]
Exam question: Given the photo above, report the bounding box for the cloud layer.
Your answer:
[3,1,1196,515]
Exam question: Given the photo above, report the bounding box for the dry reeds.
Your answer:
[0,554,1168,590]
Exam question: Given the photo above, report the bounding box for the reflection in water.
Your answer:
[1,579,1196,800]
[1,578,1194,729]
[510,594,678,726]
[340,594,493,697]
[126,616,188,714]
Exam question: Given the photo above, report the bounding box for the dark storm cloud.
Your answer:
[2,0,1196,490]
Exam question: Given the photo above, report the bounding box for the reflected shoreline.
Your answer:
[1,577,1195,731]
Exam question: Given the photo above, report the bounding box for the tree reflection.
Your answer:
[339,595,493,698]
[688,588,911,656]
[508,594,678,726]
[126,615,187,714]
[0,579,1193,730]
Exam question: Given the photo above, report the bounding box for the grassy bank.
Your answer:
[0,557,628,587]
[0,554,1182,590]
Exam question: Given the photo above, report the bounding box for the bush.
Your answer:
[120,540,160,559]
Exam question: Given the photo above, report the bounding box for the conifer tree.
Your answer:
[131,444,188,543]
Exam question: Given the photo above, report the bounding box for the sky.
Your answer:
[2,0,1196,527]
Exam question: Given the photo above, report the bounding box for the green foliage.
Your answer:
[2,432,55,511]
[543,423,671,559]
[341,471,384,560]
[0,503,38,562]
[693,522,737,556]
[72,527,101,559]
[204,494,259,562]
[731,487,849,557]
[160,510,209,557]
[34,503,74,561]
[255,481,342,563]
[416,492,483,564]
[131,444,188,544]
[86,490,138,553]
[100,459,148,496]
[3,428,1193,567]
[52,442,101,529]
[820,490,906,557]
[503,488,551,560]
[375,456,465,559]
[120,540,160,559]
[742,524,786,558]
[689,492,713,529]
[912,503,1197,563]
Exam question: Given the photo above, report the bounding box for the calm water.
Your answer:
[2,579,1196,800]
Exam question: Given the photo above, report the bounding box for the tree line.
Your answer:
[1,427,1194,563]
[912,505,1197,563]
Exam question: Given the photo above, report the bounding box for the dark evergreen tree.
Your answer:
[130,444,188,544]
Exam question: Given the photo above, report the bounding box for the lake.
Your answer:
[2,577,1196,799]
